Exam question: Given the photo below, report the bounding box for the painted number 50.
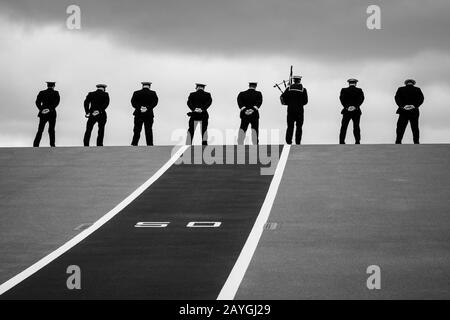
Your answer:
[135,222,222,228]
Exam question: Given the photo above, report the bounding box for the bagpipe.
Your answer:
[274,65,293,105]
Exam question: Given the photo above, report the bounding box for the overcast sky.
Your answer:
[0,0,449,146]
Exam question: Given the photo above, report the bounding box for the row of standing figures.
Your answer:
[33,77,425,147]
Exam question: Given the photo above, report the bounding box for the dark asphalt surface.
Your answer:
[1,145,448,300]
[0,147,172,285]
[1,146,281,299]
[237,145,450,299]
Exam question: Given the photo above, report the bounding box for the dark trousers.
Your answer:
[187,116,208,145]
[84,114,107,147]
[340,112,361,144]
[33,113,56,147]
[396,111,420,144]
[132,116,154,146]
[286,111,304,145]
[238,117,259,145]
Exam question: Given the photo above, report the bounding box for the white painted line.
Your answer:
[217,145,291,300]
[0,145,189,296]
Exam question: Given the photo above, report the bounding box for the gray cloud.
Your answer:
[1,1,449,147]
[1,0,450,60]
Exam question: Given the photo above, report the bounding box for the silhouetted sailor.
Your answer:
[237,82,263,145]
[131,82,159,146]
[395,79,424,144]
[186,83,212,145]
[33,82,60,147]
[83,84,110,147]
[339,79,365,144]
[281,76,308,145]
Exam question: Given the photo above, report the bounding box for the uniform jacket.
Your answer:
[84,89,110,115]
[131,88,159,117]
[281,84,308,114]
[237,89,263,119]
[339,86,365,115]
[187,90,212,119]
[35,88,60,117]
[395,85,424,114]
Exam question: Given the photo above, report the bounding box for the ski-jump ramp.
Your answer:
[0,145,448,299]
